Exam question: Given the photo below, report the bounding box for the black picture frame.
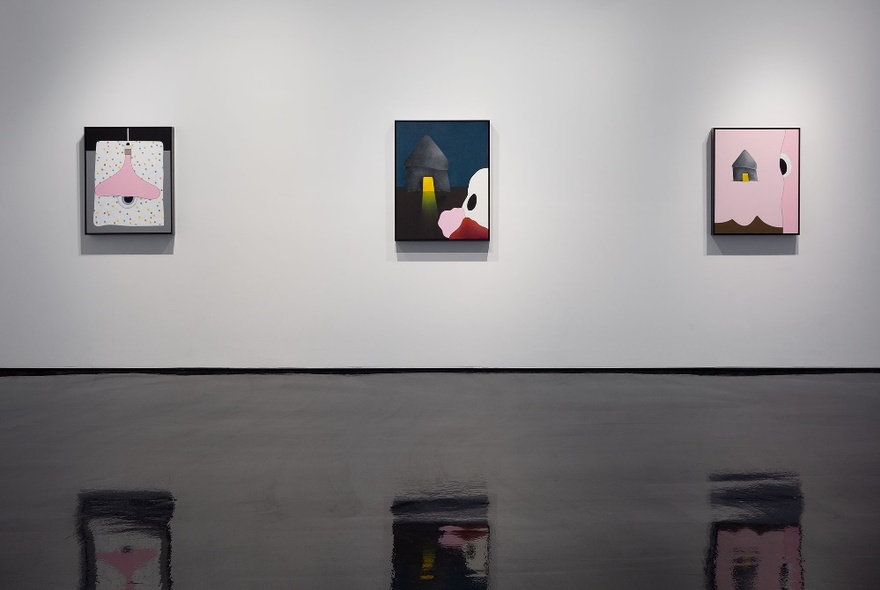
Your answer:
[84,127,174,235]
[711,127,800,235]
[394,120,490,241]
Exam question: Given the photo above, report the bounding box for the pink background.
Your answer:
[714,129,799,233]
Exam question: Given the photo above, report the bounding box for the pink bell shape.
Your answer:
[95,145,161,200]
[97,546,158,590]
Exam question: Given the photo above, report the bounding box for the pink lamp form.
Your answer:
[96,546,158,590]
[95,130,161,201]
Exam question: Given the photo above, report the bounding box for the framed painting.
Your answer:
[395,120,489,241]
[712,128,799,235]
[84,127,174,235]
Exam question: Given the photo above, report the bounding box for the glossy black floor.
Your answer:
[1,372,877,589]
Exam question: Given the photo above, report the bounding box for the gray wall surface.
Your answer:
[0,372,878,588]
[1,0,880,368]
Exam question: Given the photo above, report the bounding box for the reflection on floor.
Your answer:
[391,496,489,589]
[707,472,803,590]
[0,372,877,589]
[78,491,175,590]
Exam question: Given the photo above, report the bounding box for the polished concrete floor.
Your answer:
[0,372,878,589]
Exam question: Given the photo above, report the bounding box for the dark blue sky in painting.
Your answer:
[395,121,489,188]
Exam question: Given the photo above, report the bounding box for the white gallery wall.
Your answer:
[1,0,879,368]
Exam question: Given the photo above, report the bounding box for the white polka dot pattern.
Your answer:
[93,141,165,227]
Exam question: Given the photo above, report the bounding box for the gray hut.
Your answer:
[405,135,450,192]
[732,150,758,182]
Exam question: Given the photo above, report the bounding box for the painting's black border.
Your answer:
[711,127,800,236]
[84,127,175,235]
[394,119,490,242]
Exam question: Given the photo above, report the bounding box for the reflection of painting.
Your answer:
[391,495,489,589]
[712,128,800,234]
[395,120,489,241]
[84,127,174,235]
[706,472,803,590]
[78,490,175,590]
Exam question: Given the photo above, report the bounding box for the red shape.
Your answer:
[449,217,488,240]
[438,525,490,548]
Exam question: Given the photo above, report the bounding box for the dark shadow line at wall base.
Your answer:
[1,367,878,377]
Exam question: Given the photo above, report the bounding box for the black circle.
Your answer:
[466,194,477,211]
[779,158,788,175]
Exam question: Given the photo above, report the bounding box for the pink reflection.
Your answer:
[437,524,489,548]
[714,525,802,590]
[97,547,158,590]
